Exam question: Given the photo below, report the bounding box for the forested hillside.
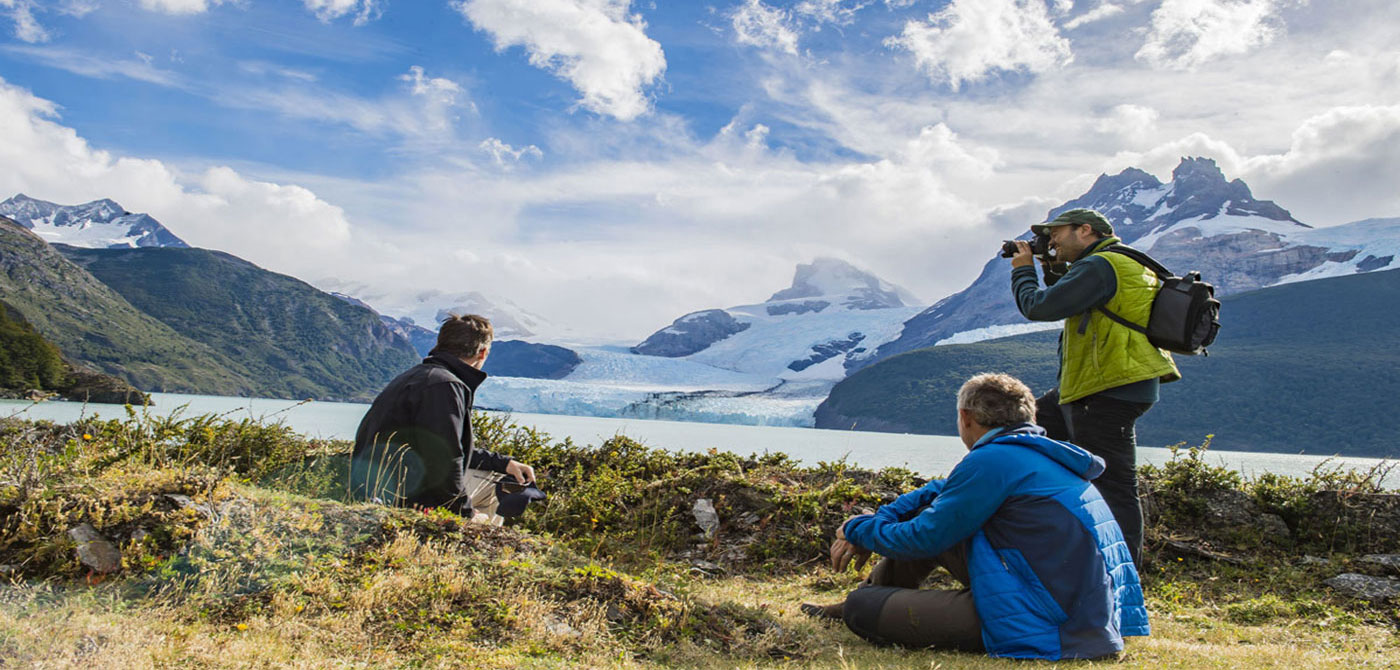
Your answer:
[0,218,254,395]
[59,245,420,401]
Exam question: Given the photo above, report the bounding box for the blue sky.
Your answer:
[1,0,1398,340]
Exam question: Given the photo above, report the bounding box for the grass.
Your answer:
[0,410,1397,668]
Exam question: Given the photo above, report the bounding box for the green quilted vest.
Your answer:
[1059,238,1182,403]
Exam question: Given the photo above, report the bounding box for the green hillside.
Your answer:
[59,245,419,401]
[0,300,66,391]
[0,218,254,394]
[816,268,1400,457]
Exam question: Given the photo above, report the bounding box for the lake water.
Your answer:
[2,393,1394,487]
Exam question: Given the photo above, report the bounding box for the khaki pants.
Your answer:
[841,540,985,652]
[464,469,504,526]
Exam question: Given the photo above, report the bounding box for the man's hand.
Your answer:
[505,459,536,485]
[830,517,872,573]
[1010,240,1036,269]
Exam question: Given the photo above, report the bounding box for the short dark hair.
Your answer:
[956,373,1035,428]
[434,313,493,359]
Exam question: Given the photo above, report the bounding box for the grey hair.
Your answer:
[956,373,1036,428]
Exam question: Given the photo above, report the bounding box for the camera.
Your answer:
[1000,232,1052,259]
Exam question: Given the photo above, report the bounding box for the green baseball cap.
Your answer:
[1032,208,1114,236]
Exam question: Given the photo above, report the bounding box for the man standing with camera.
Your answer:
[1008,208,1179,566]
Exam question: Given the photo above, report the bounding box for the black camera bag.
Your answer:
[1096,245,1221,356]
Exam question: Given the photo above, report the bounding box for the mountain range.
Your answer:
[862,158,1400,368]
[8,155,1400,448]
[815,266,1400,458]
[0,194,188,249]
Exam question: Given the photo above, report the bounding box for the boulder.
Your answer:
[1198,487,1292,542]
[61,367,149,405]
[1323,573,1400,602]
[67,523,122,574]
[1360,554,1400,575]
[692,498,720,539]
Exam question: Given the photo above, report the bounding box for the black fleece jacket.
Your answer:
[352,352,512,513]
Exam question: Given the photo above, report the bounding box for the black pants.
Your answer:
[841,542,985,652]
[1036,388,1151,566]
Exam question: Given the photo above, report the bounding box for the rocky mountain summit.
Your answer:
[766,257,918,311]
[630,258,923,380]
[0,194,188,249]
[863,157,1399,369]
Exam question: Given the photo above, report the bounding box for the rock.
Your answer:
[61,367,149,405]
[67,523,122,574]
[692,498,720,539]
[1323,573,1400,601]
[164,493,214,517]
[1199,488,1291,542]
[787,332,866,372]
[1302,555,1331,566]
[1299,492,1400,554]
[543,617,582,638]
[689,559,725,577]
[632,309,750,357]
[1360,554,1400,574]
[766,300,830,316]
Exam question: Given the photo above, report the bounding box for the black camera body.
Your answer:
[1000,232,1051,259]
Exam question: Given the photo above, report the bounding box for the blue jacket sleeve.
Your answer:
[844,449,1022,560]
[1012,256,1117,322]
[872,479,946,523]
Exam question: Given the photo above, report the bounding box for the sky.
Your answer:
[0,0,1397,342]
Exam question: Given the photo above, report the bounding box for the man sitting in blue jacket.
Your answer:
[803,373,1148,660]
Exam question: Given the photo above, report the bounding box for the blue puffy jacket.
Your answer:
[843,424,1148,660]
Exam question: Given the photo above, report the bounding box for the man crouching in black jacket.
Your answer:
[352,313,535,523]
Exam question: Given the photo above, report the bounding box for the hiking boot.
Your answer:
[799,601,844,620]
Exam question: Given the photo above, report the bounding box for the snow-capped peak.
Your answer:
[767,257,919,310]
[0,193,189,249]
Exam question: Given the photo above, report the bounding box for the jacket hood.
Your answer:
[976,423,1106,481]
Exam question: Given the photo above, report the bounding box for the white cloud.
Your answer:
[0,76,354,275]
[1,0,49,43]
[887,0,1073,90]
[452,0,666,122]
[1241,105,1400,225]
[1096,103,1159,144]
[398,65,469,133]
[795,0,866,26]
[1136,0,1288,70]
[302,0,381,26]
[215,66,470,140]
[138,0,229,15]
[479,137,543,167]
[731,0,798,55]
[2,45,181,86]
[57,0,101,18]
[1063,2,1125,29]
